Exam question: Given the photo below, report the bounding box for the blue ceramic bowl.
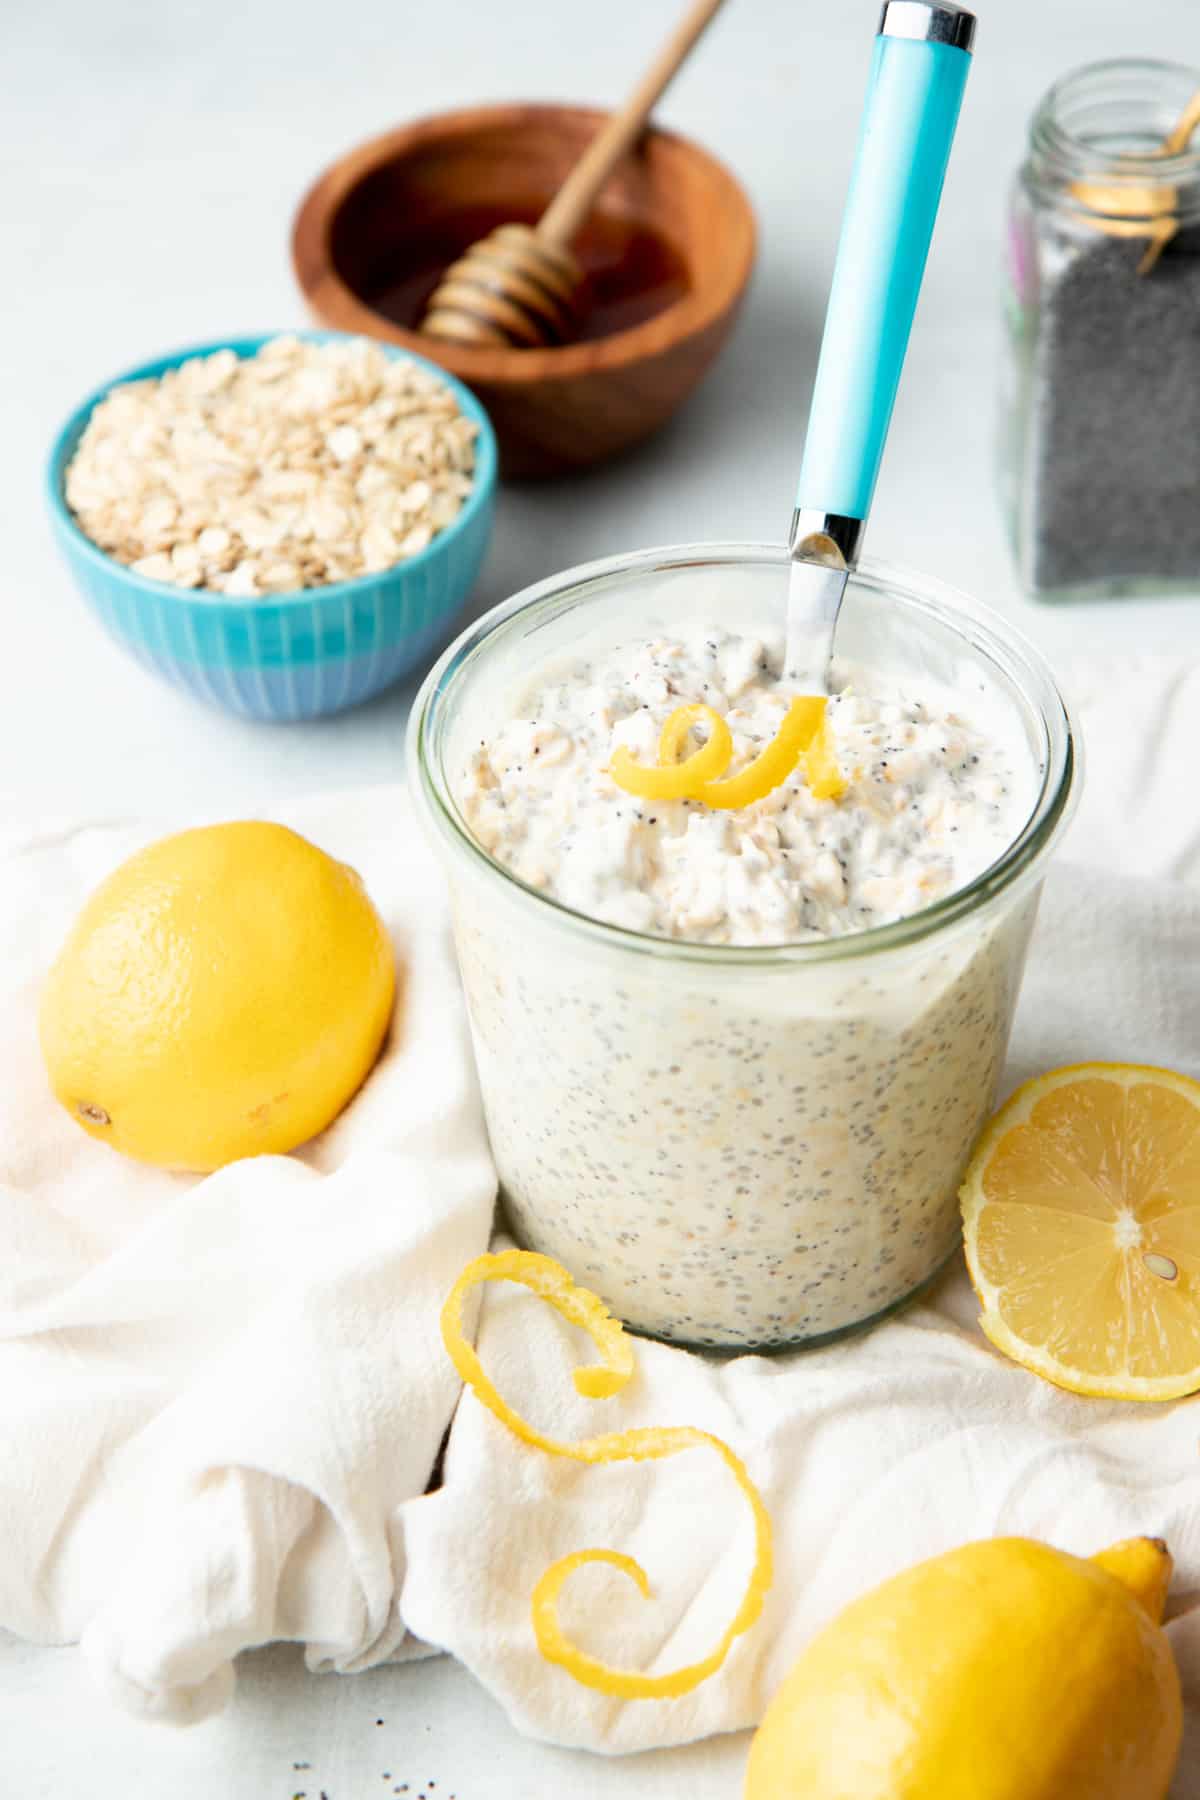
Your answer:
[46,332,498,721]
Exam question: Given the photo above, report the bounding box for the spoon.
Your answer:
[1155,84,1200,158]
[786,1,976,684]
[1070,80,1200,276]
[420,0,727,348]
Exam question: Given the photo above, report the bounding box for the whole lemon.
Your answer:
[40,822,395,1171]
[745,1536,1181,1800]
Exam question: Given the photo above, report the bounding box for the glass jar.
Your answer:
[1002,59,1200,599]
[409,546,1078,1352]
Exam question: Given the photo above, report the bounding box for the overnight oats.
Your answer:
[410,547,1077,1350]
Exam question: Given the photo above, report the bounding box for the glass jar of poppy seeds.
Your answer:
[1002,59,1200,599]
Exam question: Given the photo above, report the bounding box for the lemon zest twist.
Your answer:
[609,704,733,800]
[691,695,825,810]
[610,696,844,810]
[800,708,847,803]
[440,1248,774,1700]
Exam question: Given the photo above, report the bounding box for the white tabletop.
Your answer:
[5,0,1198,1789]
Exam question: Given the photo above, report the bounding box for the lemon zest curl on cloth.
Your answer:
[441,1248,774,1698]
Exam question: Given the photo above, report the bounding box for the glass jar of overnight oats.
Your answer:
[409,546,1078,1352]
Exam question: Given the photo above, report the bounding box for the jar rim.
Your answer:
[1027,57,1200,204]
[408,542,1080,969]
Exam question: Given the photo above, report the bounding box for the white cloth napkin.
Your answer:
[3,654,1200,1782]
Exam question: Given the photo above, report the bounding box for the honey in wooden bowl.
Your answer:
[336,202,691,346]
[292,104,756,478]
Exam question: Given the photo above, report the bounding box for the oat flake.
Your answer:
[65,336,478,596]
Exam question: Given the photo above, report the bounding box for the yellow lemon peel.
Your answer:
[441,1248,636,1438]
[693,695,827,810]
[656,701,729,770]
[611,696,844,812]
[440,1248,774,1699]
[609,703,732,800]
[801,708,847,802]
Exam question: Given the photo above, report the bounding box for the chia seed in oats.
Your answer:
[462,628,1021,945]
[448,625,1038,1350]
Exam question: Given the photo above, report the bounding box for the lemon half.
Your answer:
[961,1063,1200,1401]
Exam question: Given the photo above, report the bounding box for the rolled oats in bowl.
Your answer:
[63,335,478,597]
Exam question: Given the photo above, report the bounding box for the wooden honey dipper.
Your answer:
[420,0,728,348]
[1070,81,1200,275]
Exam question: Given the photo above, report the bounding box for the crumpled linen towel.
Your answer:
[2,655,1200,1780]
[0,793,496,1721]
[402,864,1200,1767]
[396,655,1200,1771]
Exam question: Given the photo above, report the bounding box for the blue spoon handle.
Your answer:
[793,2,974,557]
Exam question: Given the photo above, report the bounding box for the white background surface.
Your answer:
[4,0,1199,1792]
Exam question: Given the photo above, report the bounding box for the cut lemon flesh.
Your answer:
[961,1063,1200,1401]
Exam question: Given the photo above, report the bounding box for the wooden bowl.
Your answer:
[291,104,756,479]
